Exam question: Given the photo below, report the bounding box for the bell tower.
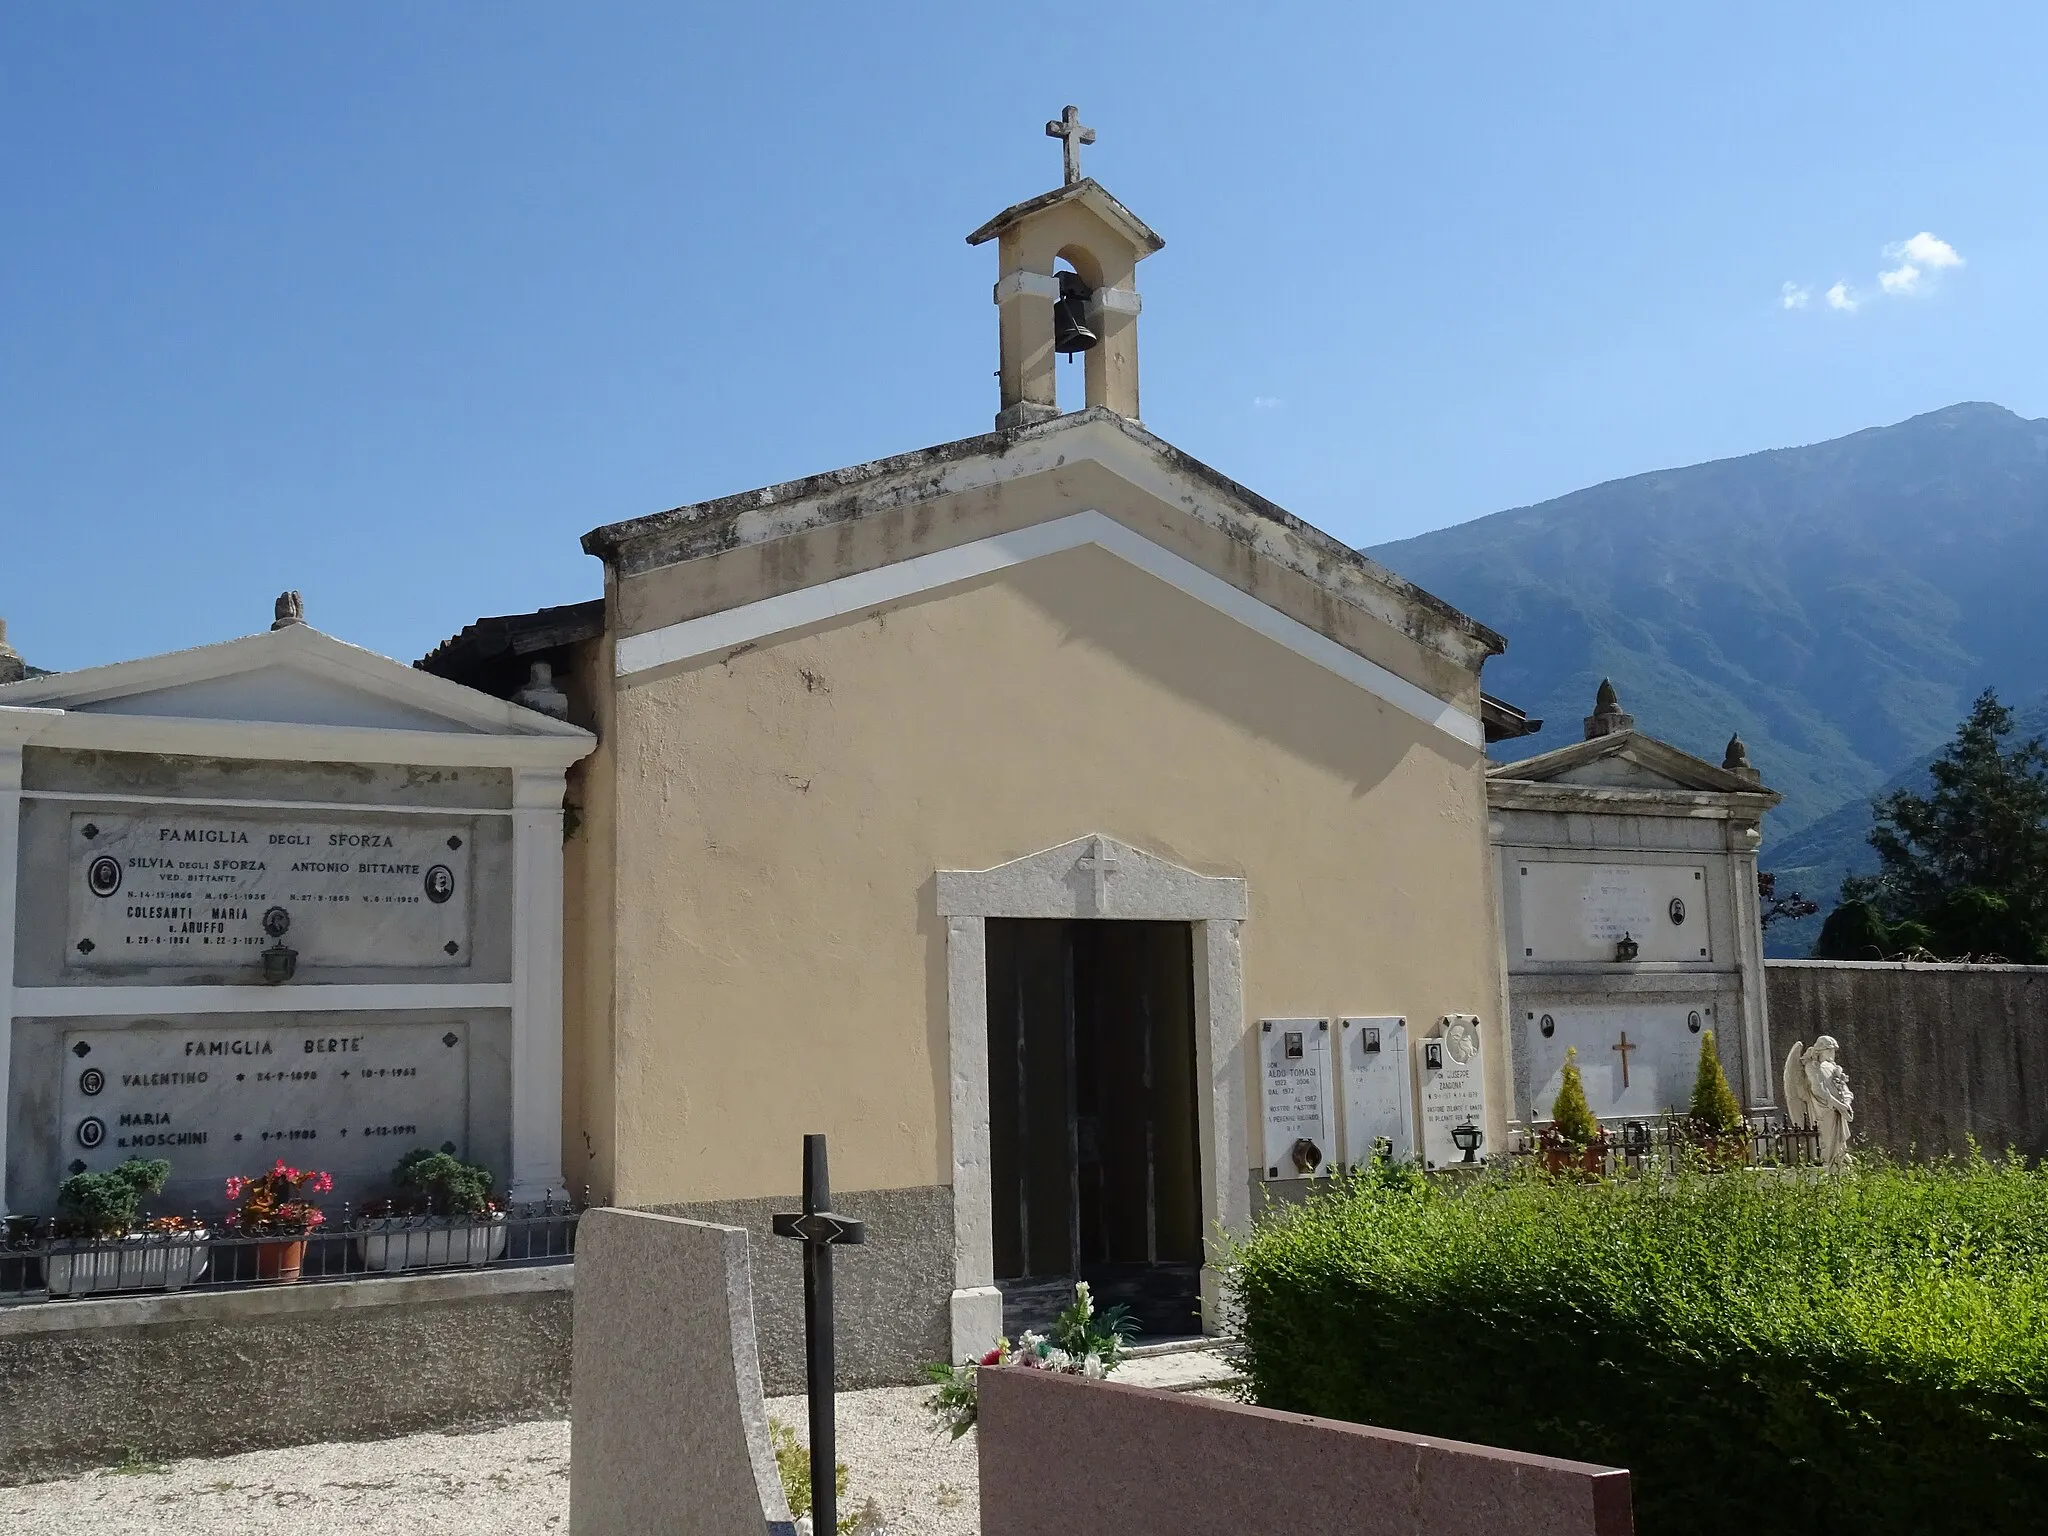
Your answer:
[966,106,1165,430]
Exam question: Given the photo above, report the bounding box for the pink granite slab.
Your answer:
[977,1366,1632,1536]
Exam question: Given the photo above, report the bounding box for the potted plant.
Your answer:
[1538,1048,1609,1177]
[1683,1030,1750,1166]
[45,1158,210,1297]
[223,1161,331,1282]
[354,1149,506,1271]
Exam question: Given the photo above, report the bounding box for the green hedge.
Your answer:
[1230,1158,2048,1535]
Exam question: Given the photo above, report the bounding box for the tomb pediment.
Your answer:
[0,622,592,766]
[1488,732,1774,800]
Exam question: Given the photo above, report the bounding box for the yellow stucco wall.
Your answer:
[582,540,1503,1207]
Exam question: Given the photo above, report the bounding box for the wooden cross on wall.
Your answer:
[1045,105,1096,186]
[1611,1030,1637,1090]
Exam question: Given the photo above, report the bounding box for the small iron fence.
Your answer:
[1503,1116,1823,1179]
[0,1192,582,1306]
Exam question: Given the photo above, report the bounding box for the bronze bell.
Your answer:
[1053,270,1098,357]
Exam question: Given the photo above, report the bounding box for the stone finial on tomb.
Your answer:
[1583,677,1635,740]
[0,618,24,683]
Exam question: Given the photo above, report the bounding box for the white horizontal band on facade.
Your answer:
[993,270,1060,303]
[615,509,1483,748]
[19,790,515,817]
[12,983,515,1018]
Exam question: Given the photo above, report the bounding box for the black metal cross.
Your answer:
[772,1134,865,1536]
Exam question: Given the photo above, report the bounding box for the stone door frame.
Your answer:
[936,834,1249,1360]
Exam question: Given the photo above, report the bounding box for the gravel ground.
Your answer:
[1,1386,978,1536]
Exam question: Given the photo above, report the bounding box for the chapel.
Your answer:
[423,112,1522,1376]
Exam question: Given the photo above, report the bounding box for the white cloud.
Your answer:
[1251,396,1285,410]
[1891,232,1963,270]
[1877,230,1964,298]
[1784,231,1963,315]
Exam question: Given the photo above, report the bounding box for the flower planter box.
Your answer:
[354,1214,508,1272]
[45,1232,210,1298]
[1541,1140,1609,1179]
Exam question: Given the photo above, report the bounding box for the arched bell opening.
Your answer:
[1052,247,1105,413]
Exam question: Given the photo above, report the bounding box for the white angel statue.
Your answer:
[1782,1036,1854,1170]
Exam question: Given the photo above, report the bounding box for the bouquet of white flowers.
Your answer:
[924,1280,1136,1438]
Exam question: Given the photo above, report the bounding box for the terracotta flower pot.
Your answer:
[255,1238,307,1283]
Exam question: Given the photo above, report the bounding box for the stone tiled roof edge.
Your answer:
[416,598,607,676]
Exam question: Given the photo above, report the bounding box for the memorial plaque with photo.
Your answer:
[58,1022,471,1197]
[67,813,474,969]
[1338,1016,1414,1166]
[1259,1018,1333,1181]
[1419,1014,1488,1171]
[1516,862,1708,964]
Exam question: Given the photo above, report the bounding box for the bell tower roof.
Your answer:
[964,178,1165,254]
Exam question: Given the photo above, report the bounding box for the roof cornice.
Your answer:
[1487,779,1778,819]
[13,711,593,771]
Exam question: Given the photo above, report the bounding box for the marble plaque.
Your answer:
[58,1021,471,1197]
[1418,1015,1487,1171]
[67,813,474,970]
[1338,1017,1414,1166]
[1517,862,1708,964]
[1523,1000,1725,1121]
[1259,1018,1333,1180]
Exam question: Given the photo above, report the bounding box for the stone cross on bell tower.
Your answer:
[1045,105,1095,186]
[966,109,1165,430]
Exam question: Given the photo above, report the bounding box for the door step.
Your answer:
[1115,1337,1242,1393]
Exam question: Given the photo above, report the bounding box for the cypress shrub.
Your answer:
[1686,1031,1745,1136]
[1549,1047,1602,1147]
[1230,1157,2048,1535]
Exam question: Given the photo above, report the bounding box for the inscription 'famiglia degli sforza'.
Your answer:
[68,814,473,969]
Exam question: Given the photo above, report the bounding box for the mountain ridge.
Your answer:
[1368,402,2048,846]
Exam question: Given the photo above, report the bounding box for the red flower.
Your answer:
[979,1348,1003,1366]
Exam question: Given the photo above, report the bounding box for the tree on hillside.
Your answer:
[1821,689,2048,962]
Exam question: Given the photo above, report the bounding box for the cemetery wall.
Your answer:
[1766,959,2048,1161]
[0,1265,570,1484]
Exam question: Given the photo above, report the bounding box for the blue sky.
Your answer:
[4,3,2042,671]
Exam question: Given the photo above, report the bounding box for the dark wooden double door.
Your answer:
[986,919,1203,1340]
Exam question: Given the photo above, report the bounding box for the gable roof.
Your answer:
[417,599,606,695]
[1489,730,1779,801]
[964,179,1166,253]
[582,407,1504,672]
[0,621,593,769]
